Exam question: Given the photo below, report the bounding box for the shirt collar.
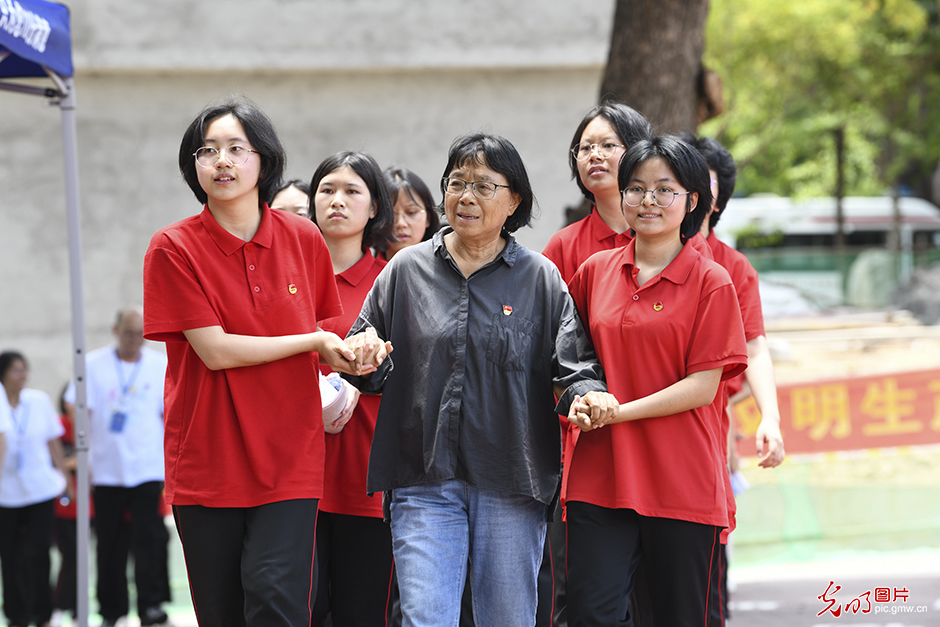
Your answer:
[199,203,273,256]
[432,226,519,268]
[338,250,382,287]
[589,206,629,243]
[619,237,699,286]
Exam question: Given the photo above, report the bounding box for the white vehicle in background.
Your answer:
[713,195,940,310]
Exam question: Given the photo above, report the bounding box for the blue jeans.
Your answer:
[389,480,547,627]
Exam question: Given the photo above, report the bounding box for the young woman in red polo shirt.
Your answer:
[143,97,360,627]
[564,135,748,626]
[539,101,654,626]
[542,102,653,281]
[306,151,395,626]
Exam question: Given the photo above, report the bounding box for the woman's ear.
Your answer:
[688,192,699,213]
[508,192,522,215]
[370,200,378,219]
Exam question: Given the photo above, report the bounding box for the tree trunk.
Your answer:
[599,0,711,134]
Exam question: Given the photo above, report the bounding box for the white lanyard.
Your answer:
[114,350,143,400]
[10,399,30,439]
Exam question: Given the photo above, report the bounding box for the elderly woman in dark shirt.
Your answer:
[344,133,617,627]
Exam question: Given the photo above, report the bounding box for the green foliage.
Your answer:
[701,0,940,200]
[733,224,785,249]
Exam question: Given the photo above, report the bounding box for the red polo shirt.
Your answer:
[708,230,766,540]
[688,231,714,260]
[707,231,764,342]
[542,207,633,283]
[566,240,747,527]
[543,208,633,451]
[318,251,386,518]
[143,205,342,507]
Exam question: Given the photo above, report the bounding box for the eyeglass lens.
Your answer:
[444,178,497,199]
[623,189,678,208]
[195,146,252,167]
[573,143,621,161]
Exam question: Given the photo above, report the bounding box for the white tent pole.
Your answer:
[57,74,91,627]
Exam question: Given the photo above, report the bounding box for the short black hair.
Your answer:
[383,166,440,241]
[686,135,737,229]
[618,135,713,243]
[178,95,287,207]
[569,101,654,203]
[274,179,311,198]
[0,350,27,383]
[440,133,535,234]
[308,151,394,250]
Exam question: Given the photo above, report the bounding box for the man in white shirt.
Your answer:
[67,306,170,627]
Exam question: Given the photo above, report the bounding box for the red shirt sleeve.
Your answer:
[686,276,748,381]
[143,231,223,342]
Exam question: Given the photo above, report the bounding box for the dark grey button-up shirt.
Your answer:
[344,228,606,508]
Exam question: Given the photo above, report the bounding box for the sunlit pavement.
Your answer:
[728,548,940,626]
[45,522,940,626]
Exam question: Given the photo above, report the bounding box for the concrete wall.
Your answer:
[1,0,614,397]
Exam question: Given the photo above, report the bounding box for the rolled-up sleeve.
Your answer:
[342,273,395,395]
[552,289,608,416]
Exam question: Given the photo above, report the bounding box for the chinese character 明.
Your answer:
[845,590,871,614]
[861,378,922,436]
[817,581,842,617]
[793,385,851,440]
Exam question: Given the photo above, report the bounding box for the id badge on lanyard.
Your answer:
[110,409,128,433]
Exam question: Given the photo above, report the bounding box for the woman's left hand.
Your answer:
[316,331,364,375]
[755,417,785,468]
[328,380,361,433]
[567,395,594,431]
[344,327,393,374]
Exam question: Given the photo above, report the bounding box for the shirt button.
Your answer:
[249,264,256,271]
[633,295,639,300]
[253,286,261,293]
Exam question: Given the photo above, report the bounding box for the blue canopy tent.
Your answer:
[1,2,92,626]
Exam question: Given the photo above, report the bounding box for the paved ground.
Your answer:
[158,543,940,627]
[46,515,940,626]
[730,577,940,627]
[728,549,940,627]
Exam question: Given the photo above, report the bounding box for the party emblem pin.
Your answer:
[653,301,664,311]
[288,284,298,295]
[503,305,513,316]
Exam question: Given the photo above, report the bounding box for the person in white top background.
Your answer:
[0,350,68,627]
[65,306,170,627]
[0,393,10,480]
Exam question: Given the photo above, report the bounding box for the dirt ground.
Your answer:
[742,307,940,487]
[766,309,940,385]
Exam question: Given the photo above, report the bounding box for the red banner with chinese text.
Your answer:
[733,368,940,455]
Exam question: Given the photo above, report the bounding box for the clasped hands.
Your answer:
[568,391,620,431]
[341,327,393,376]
